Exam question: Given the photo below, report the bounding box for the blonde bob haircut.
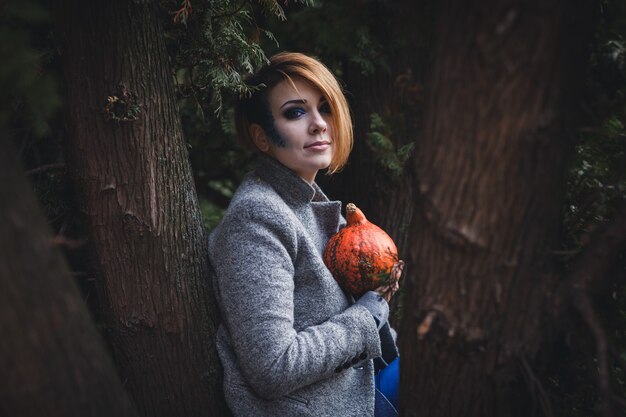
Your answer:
[235,52,353,174]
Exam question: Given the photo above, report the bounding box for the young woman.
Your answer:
[209,52,402,417]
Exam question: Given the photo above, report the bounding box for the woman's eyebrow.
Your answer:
[280,99,307,109]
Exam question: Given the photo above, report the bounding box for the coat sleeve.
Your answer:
[211,204,381,400]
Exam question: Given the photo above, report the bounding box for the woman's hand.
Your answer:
[374,260,404,302]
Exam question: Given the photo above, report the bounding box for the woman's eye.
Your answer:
[283,108,305,119]
[319,102,331,114]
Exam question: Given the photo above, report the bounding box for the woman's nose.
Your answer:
[309,110,328,134]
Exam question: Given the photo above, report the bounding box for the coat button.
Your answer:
[334,366,343,373]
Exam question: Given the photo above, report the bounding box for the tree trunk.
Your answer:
[0,140,138,417]
[58,1,227,415]
[399,1,590,416]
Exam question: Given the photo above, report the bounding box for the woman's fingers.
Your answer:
[391,260,405,282]
[371,260,405,302]
[373,260,405,302]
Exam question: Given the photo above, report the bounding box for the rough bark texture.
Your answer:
[399,1,589,416]
[0,140,138,417]
[58,1,226,416]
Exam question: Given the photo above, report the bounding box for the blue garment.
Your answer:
[375,357,400,417]
[375,357,399,410]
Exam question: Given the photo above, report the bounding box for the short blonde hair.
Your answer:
[235,52,353,174]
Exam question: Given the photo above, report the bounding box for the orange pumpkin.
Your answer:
[323,203,399,297]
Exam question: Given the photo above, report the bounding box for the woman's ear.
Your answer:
[249,124,270,153]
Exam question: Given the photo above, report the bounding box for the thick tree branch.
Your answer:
[25,162,65,176]
[568,206,626,417]
[570,205,626,292]
[573,290,612,417]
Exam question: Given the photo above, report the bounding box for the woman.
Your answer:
[209,52,402,417]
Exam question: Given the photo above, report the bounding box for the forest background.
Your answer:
[1,0,626,416]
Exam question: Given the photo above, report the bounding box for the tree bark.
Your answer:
[58,1,227,415]
[0,140,138,417]
[399,0,590,416]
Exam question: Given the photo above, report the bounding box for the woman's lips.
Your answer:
[304,141,331,150]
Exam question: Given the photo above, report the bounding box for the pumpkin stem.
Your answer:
[345,203,368,225]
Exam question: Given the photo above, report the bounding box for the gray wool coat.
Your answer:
[208,155,384,417]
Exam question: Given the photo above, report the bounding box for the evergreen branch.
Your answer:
[212,0,250,20]
[366,113,415,178]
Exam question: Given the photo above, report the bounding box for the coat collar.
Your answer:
[255,154,329,206]
[254,154,343,250]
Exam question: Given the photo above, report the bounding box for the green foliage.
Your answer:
[163,0,301,221]
[166,0,271,114]
[366,113,414,178]
[198,168,238,231]
[566,119,625,240]
[166,0,309,115]
[199,195,227,231]
[0,1,61,137]
[564,4,626,248]
[260,1,391,77]
[256,0,286,21]
[553,1,626,415]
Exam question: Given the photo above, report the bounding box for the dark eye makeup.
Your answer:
[281,99,331,120]
[283,107,306,120]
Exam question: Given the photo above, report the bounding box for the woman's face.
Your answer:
[261,77,334,183]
